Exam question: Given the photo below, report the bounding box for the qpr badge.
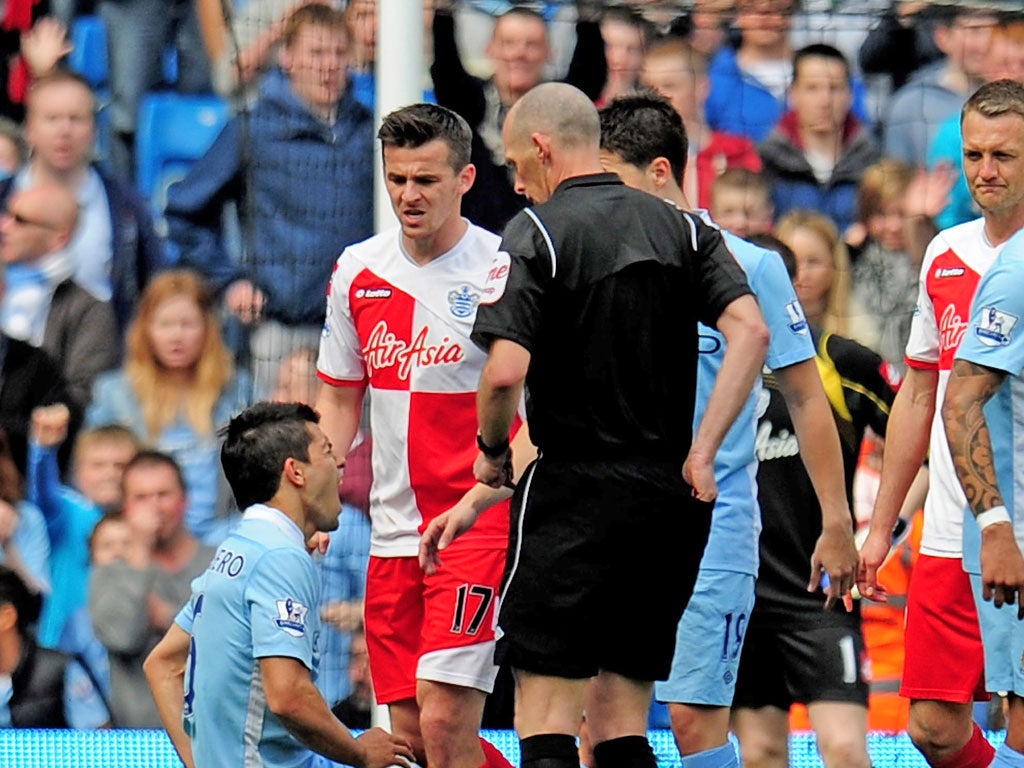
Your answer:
[976,305,1019,347]
[275,598,309,637]
[448,285,481,318]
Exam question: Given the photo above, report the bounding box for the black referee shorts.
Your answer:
[494,455,712,682]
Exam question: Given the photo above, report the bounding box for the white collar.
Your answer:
[242,504,305,548]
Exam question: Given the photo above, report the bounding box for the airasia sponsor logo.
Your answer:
[362,320,464,380]
[938,303,969,354]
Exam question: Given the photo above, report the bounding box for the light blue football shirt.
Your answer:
[956,229,1024,576]
[175,504,322,768]
[695,228,816,575]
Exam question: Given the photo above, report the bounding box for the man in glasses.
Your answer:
[0,184,117,415]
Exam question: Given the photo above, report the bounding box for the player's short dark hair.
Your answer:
[220,402,320,510]
[123,450,186,495]
[746,232,797,279]
[378,103,472,172]
[0,565,41,636]
[599,90,688,187]
[793,43,850,83]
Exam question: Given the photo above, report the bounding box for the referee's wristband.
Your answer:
[476,433,510,459]
[977,505,1012,531]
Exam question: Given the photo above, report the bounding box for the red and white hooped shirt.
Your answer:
[318,223,514,557]
[905,218,1002,558]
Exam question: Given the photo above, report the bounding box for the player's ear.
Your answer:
[283,457,306,488]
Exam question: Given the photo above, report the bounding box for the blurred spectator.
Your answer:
[641,39,761,210]
[596,6,649,107]
[89,451,215,728]
[167,3,373,399]
[0,15,71,124]
[0,269,70,477]
[330,627,372,729]
[196,0,313,106]
[0,184,119,413]
[28,405,139,647]
[705,0,796,143]
[57,510,135,708]
[0,429,49,597]
[86,270,250,546]
[859,1,943,91]
[709,167,774,238]
[0,564,109,728]
[345,0,377,109]
[0,118,27,180]
[849,159,953,371]
[430,2,605,233]
[99,0,212,179]
[776,209,879,351]
[667,0,733,59]
[928,18,1024,230]
[758,44,880,235]
[271,346,321,406]
[0,71,164,334]
[882,5,995,169]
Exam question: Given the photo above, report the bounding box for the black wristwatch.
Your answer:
[476,432,510,458]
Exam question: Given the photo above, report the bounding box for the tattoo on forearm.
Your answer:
[945,360,1006,516]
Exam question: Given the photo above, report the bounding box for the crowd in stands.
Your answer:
[0,0,1018,750]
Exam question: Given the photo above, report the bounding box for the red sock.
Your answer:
[479,737,514,768]
[933,724,996,768]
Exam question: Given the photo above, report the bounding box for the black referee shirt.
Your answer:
[472,173,753,463]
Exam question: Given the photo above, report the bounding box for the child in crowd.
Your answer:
[708,168,774,238]
[28,405,139,647]
[58,511,136,707]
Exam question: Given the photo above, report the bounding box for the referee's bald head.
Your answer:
[504,82,600,151]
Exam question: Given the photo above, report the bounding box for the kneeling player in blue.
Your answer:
[144,402,414,768]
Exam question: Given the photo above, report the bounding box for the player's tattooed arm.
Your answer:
[942,359,1007,517]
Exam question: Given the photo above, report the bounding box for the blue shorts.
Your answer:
[654,568,756,706]
[970,572,1024,696]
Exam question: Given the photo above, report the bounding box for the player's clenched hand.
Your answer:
[856,526,891,601]
[811,523,857,611]
[473,450,513,489]
[980,523,1024,619]
[353,727,415,768]
[419,501,480,575]
[682,450,718,503]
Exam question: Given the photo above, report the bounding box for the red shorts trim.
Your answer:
[364,545,506,704]
[901,554,988,703]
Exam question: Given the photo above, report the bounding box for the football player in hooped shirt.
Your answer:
[315,104,524,768]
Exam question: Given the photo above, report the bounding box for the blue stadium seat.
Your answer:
[69,15,109,89]
[135,92,229,210]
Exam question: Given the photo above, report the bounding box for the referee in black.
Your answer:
[419,82,770,768]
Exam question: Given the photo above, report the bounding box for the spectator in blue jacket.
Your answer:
[28,406,139,648]
[0,71,164,334]
[166,3,374,398]
[758,44,880,236]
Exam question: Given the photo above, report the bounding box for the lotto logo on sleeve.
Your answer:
[274,598,309,637]
[976,306,1019,347]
